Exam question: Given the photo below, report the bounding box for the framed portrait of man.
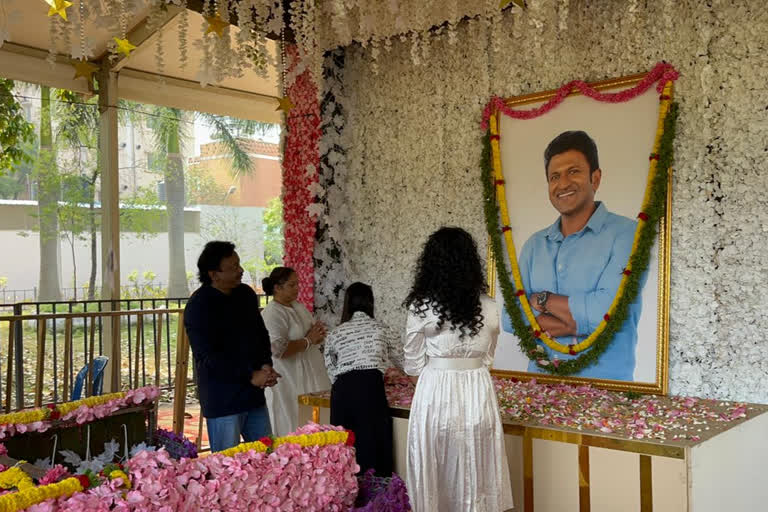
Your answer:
[485,67,676,394]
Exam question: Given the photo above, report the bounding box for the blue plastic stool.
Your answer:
[70,356,109,401]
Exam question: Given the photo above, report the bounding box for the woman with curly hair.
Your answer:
[403,227,513,512]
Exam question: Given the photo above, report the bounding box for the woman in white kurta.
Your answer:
[261,267,331,436]
[404,227,513,512]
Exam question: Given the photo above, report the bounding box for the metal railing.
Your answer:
[0,307,184,411]
[0,283,199,303]
[0,292,268,411]
[0,298,190,409]
[0,291,270,452]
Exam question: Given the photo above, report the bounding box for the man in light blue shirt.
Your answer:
[501,130,645,381]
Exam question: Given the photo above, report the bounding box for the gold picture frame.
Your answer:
[487,71,671,395]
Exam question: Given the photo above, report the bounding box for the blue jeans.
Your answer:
[206,405,272,452]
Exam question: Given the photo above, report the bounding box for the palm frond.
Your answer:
[199,112,254,175]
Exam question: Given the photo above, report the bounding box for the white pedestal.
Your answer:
[299,395,768,511]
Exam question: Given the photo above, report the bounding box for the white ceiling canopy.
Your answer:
[0,0,281,122]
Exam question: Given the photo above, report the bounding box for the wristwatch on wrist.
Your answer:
[536,291,551,311]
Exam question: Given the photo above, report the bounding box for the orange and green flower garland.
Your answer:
[482,80,679,375]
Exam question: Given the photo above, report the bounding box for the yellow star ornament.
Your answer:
[72,60,98,80]
[46,0,73,20]
[204,15,229,38]
[275,96,295,114]
[113,37,137,57]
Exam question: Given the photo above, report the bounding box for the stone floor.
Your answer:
[156,401,209,450]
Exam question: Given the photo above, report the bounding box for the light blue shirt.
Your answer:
[501,202,646,381]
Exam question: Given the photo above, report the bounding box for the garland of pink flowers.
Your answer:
[480,61,679,129]
[0,387,159,440]
[282,44,322,311]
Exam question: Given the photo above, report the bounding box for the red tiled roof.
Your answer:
[196,139,280,159]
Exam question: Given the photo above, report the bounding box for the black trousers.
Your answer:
[330,369,393,476]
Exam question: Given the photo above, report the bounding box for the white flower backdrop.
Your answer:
[315,0,768,402]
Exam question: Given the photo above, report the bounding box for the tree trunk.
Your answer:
[165,127,189,297]
[70,239,77,300]
[87,169,98,300]
[36,86,62,301]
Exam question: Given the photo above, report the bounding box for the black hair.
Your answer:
[197,241,236,286]
[544,130,600,176]
[340,282,374,323]
[403,227,487,338]
[262,266,296,296]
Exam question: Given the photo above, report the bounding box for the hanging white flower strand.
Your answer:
[558,0,570,31]
[369,37,380,74]
[178,0,189,69]
[409,30,421,66]
[147,0,168,75]
[46,13,57,66]
[60,6,72,59]
[197,0,214,87]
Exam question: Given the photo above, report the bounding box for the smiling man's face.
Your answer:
[546,149,602,218]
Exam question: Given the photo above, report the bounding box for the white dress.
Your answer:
[404,296,513,512]
[262,300,331,436]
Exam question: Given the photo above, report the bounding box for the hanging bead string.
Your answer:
[279,23,288,97]
[117,0,128,38]
[47,11,57,65]
[79,0,86,60]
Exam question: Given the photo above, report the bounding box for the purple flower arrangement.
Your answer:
[353,469,412,511]
[153,429,198,460]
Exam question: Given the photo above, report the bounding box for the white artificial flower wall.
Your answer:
[317,0,768,402]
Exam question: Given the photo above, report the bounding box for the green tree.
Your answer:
[144,104,276,297]
[57,174,93,299]
[54,89,100,298]
[0,79,34,172]
[0,137,36,199]
[262,196,283,267]
[35,86,62,301]
[55,89,164,299]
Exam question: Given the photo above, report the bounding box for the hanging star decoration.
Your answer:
[113,37,137,57]
[72,60,98,81]
[275,96,295,114]
[204,15,229,37]
[500,0,526,8]
[46,0,73,21]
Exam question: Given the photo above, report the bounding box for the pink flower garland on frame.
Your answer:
[481,61,680,130]
[282,44,322,311]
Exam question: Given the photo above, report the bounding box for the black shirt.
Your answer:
[184,284,273,418]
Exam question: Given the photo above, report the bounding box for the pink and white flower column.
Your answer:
[281,45,322,310]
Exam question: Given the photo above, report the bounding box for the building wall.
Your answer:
[0,203,268,297]
[189,141,282,207]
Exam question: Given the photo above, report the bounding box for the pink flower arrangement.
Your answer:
[39,466,72,486]
[0,421,49,440]
[492,378,751,441]
[26,424,359,511]
[383,368,415,407]
[282,43,322,311]
[60,387,160,424]
[0,387,159,441]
